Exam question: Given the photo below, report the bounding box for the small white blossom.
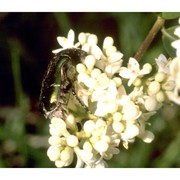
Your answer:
[155,54,171,73]
[119,57,151,86]
[52,29,80,53]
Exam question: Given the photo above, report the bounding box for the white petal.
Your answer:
[103,36,114,49]
[122,124,139,139]
[155,54,169,73]
[108,52,123,63]
[119,68,132,79]
[139,68,151,75]
[52,48,62,54]
[127,75,137,86]
[105,62,121,77]
[128,57,139,72]
[91,45,103,60]
[67,29,75,45]
[117,86,126,96]
[57,37,67,47]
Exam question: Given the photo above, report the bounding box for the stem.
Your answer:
[134,16,165,61]
[10,39,25,107]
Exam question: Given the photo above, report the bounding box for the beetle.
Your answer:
[39,48,87,119]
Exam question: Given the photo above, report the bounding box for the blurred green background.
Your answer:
[0,12,180,168]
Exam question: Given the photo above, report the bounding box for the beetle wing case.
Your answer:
[39,48,87,119]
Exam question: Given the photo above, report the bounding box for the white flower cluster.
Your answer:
[47,28,180,168]
[171,18,180,57]
[168,18,180,105]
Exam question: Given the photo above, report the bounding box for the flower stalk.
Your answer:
[134,16,165,61]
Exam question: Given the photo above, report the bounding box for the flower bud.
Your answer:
[123,105,141,121]
[48,136,62,146]
[87,34,98,45]
[132,78,141,86]
[106,102,118,114]
[93,140,109,153]
[96,119,106,129]
[141,130,154,143]
[148,81,161,94]
[104,153,113,160]
[91,68,102,79]
[60,147,73,161]
[66,135,79,147]
[76,63,87,73]
[65,114,77,131]
[77,72,90,83]
[145,96,158,111]
[47,146,60,161]
[82,43,90,53]
[123,124,139,139]
[49,118,69,136]
[78,32,87,45]
[83,141,93,152]
[84,55,96,71]
[155,72,166,82]
[105,46,117,57]
[103,36,114,49]
[143,63,152,72]
[113,112,122,122]
[55,160,66,168]
[83,120,95,134]
[112,122,124,133]
[156,91,165,102]
[113,77,122,87]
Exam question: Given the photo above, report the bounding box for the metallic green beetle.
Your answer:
[39,48,87,119]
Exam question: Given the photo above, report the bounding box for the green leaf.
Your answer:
[162,26,179,57]
[162,12,180,20]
